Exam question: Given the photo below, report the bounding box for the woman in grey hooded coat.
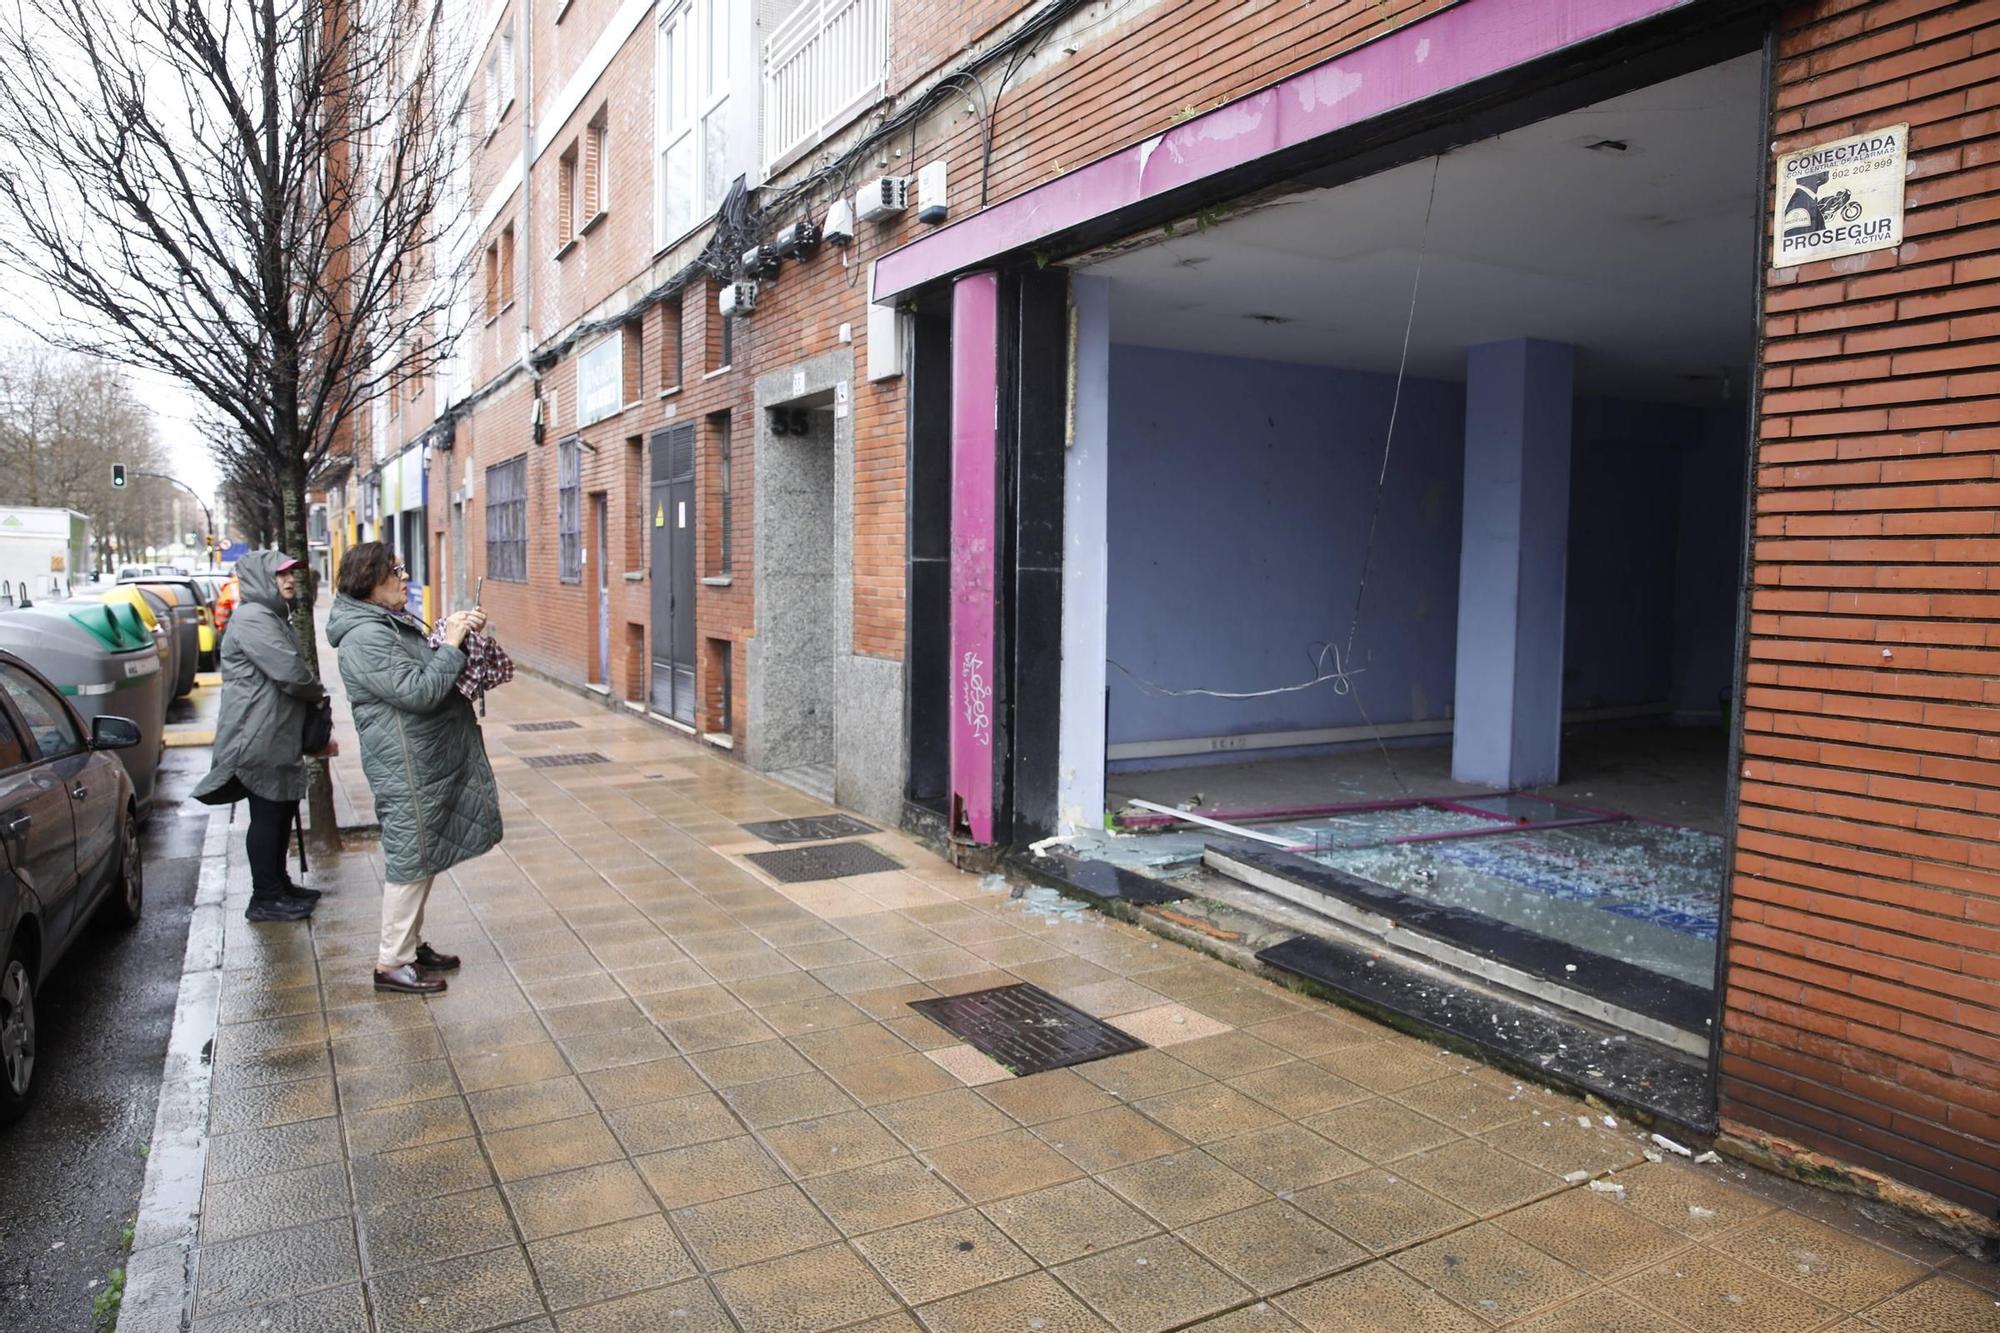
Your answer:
[192,550,325,922]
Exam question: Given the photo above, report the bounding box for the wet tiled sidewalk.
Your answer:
[182,676,1998,1331]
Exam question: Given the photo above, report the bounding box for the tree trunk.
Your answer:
[280,449,341,858]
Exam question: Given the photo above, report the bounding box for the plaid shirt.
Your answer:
[413,614,514,702]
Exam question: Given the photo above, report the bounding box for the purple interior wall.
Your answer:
[1104,345,1748,762]
[1105,345,1464,749]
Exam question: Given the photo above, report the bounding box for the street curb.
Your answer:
[118,809,229,1333]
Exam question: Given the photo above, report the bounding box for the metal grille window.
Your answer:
[558,439,582,583]
[485,455,528,582]
[712,411,731,573]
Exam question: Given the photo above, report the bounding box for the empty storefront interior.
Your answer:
[1058,54,1764,1124]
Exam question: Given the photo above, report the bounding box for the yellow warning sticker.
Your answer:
[655,503,666,527]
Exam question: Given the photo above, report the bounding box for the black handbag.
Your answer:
[303,694,334,756]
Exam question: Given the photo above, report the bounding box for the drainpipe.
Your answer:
[518,0,538,392]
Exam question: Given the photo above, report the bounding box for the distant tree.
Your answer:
[0,0,472,850]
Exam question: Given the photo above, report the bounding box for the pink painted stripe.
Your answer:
[949,273,1002,844]
[874,0,1694,301]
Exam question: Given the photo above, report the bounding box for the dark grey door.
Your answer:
[650,426,697,723]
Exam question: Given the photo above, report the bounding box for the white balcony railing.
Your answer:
[763,0,887,174]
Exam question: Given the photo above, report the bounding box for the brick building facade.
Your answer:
[348,0,1998,1233]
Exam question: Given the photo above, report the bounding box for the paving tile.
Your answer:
[1074,1048,1211,1101]
[612,960,714,996]
[727,971,832,1009]
[1502,1287,1699,1332]
[721,1069,859,1129]
[1276,1260,1489,1333]
[813,960,920,995]
[1058,1234,1251,1333]
[761,1109,908,1178]
[851,1207,1036,1305]
[1303,1096,1462,1164]
[1206,1122,1366,1194]
[529,1214,697,1310]
[1039,1106,1191,1173]
[559,1025,678,1072]
[827,1052,964,1107]
[918,1269,1115,1333]
[1494,1188,1692,1280]
[435,1012,551,1057]
[1106,1003,1232,1048]
[846,981,943,1019]
[359,1186,519,1275]
[660,1009,780,1053]
[773,1148,966,1241]
[1170,985,1303,1027]
[1102,1148,1270,1228]
[454,1041,573,1093]
[1480,1117,1647,1180]
[922,1127,1084,1203]
[1722,1210,1929,1311]
[869,1087,1015,1150]
[1395,1137,1563,1215]
[790,1021,917,1070]
[1313,1041,1456,1093]
[976,1067,1119,1125]
[208,1078,338,1136]
[1619,1252,1842,1332]
[756,994,871,1037]
[981,1178,1159,1266]
[195,1217,362,1317]
[200,1161,350,1243]
[1246,1010,1377,1058]
[1292,1170,1474,1254]
[1862,1275,2000,1333]
[1225,1060,1369,1121]
[1181,1199,1367,1295]
[335,1057,460,1113]
[331,1026,448,1072]
[484,1112,625,1181]
[686,1038,814,1088]
[578,1058,706,1111]
[637,983,745,1023]
[469,1076,598,1133]
[925,1042,1015,1085]
[709,1242,902,1333]
[1394,1220,1594,1324]
[604,1090,745,1154]
[672,1183,840,1270]
[504,1160,661,1242]
[1614,1160,1781,1239]
[541,998,650,1039]
[1135,1082,1289,1144]
[185,1283,370,1333]
[367,1243,545,1331]
[554,1278,736,1333]
[345,1095,477,1157]
[350,1136,495,1208]
[635,1135,789,1210]
[1186,1303,1308,1331]
[208,1040,334,1092]
[1168,1030,1294,1080]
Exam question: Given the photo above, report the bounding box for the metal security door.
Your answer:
[650,426,697,722]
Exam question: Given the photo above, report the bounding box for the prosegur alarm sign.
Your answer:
[1773,124,1908,268]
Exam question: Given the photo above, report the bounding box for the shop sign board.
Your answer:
[1773,124,1907,268]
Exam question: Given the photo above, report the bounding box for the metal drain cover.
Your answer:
[522,752,611,769]
[741,815,880,844]
[512,720,582,732]
[745,842,901,883]
[910,983,1147,1076]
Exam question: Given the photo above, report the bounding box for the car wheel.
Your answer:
[0,949,37,1123]
[102,804,144,927]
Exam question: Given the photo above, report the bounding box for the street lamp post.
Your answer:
[113,467,217,569]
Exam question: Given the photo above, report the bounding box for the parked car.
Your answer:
[0,651,144,1121]
[0,602,165,814]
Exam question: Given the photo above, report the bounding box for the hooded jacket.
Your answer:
[192,550,323,805]
[326,592,502,881]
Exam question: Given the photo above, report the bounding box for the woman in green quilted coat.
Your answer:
[327,542,502,994]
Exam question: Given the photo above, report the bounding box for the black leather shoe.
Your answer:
[374,964,446,995]
[245,897,312,922]
[414,943,460,971]
[283,881,323,902]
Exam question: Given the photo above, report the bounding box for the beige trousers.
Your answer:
[378,876,435,970]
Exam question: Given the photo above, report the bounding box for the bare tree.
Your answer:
[0,344,181,565]
[0,0,472,848]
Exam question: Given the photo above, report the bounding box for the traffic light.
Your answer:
[111,463,127,488]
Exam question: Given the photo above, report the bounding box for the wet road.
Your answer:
[0,747,208,1331]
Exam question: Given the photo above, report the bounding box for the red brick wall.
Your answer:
[1731,0,2000,1216]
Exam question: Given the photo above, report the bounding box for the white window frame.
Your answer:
[654,0,734,251]
[577,335,623,426]
[485,23,516,138]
